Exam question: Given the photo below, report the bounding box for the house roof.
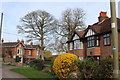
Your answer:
[2,41,39,49]
[89,18,120,34]
[24,45,39,49]
[68,18,120,42]
[2,42,22,47]
[75,30,86,37]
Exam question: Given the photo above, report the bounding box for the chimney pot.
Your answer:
[21,40,24,44]
[30,42,33,46]
[17,39,20,42]
[98,11,108,22]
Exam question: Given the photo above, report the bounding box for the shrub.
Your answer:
[77,58,98,78]
[77,58,113,78]
[53,53,79,79]
[92,58,113,78]
[30,59,44,71]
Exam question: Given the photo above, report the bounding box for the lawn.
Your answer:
[10,67,54,80]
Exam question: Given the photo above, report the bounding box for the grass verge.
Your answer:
[10,67,54,80]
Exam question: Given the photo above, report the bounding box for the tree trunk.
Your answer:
[40,27,45,61]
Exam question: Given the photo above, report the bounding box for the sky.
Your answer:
[118,1,120,18]
[0,0,120,44]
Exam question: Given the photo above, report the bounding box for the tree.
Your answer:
[17,10,57,60]
[55,8,86,53]
[43,50,52,59]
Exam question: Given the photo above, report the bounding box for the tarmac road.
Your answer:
[2,65,30,80]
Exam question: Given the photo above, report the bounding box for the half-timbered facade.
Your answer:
[67,12,120,60]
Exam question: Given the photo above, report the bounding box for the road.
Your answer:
[1,65,30,80]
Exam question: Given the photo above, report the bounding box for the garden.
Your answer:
[10,53,116,80]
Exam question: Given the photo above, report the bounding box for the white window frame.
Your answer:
[70,42,73,50]
[36,50,39,55]
[74,40,83,49]
[28,50,31,55]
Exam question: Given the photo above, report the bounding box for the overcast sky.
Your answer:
[0,0,120,43]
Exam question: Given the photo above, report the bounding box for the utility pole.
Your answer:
[0,13,3,80]
[0,13,3,60]
[110,0,119,79]
[0,13,3,40]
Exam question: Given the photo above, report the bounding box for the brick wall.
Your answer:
[69,49,84,56]
[100,33,112,58]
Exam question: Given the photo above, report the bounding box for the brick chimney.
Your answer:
[30,42,33,47]
[21,40,24,44]
[17,39,20,42]
[98,11,108,22]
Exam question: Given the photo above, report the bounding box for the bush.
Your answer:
[53,53,79,79]
[77,58,98,78]
[30,59,44,71]
[93,58,113,78]
[77,58,113,78]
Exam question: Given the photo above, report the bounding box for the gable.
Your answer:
[85,29,95,37]
[73,34,80,40]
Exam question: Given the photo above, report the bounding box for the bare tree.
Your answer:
[55,8,86,53]
[17,10,57,60]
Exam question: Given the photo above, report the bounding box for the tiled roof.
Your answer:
[2,42,21,47]
[74,18,120,38]
[2,42,39,49]
[24,45,39,49]
[90,18,120,34]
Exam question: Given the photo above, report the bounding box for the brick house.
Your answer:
[67,12,120,60]
[2,40,40,63]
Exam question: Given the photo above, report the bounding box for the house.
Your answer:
[24,42,40,63]
[67,12,120,60]
[2,39,40,63]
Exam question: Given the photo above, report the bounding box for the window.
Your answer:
[18,49,23,55]
[87,36,100,47]
[36,51,39,55]
[27,51,31,55]
[96,36,100,46]
[74,40,83,49]
[87,36,95,47]
[104,33,110,45]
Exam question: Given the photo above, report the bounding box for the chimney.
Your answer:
[21,40,24,44]
[30,42,33,46]
[98,11,108,22]
[17,39,20,42]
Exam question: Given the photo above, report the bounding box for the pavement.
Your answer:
[1,65,30,80]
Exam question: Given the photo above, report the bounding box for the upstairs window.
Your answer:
[87,36,95,47]
[104,33,110,46]
[96,36,100,47]
[74,40,83,49]
[27,51,31,55]
[87,36,100,48]
[36,51,39,55]
[70,42,73,50]
[18,49,23,55]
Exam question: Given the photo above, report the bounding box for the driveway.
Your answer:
[2,65,30,80]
